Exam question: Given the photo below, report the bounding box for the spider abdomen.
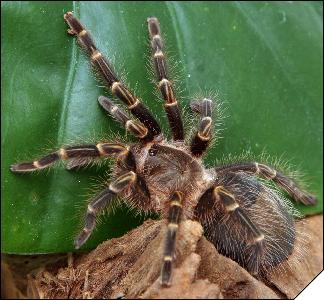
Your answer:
[196,172,296,275]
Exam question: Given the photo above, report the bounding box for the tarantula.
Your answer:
[10,12,316,287]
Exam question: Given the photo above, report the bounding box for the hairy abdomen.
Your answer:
[196,172,296,275]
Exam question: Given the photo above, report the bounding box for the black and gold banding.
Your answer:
[108,171,137,193]
[154,52,168,81]
[213,186,239,212]
[158,78,177,106]
[58,148,68,160]
[90,50,118,87]
[147,17,184,141]
[167,192,183,225]
[100,79,161,138]
[96,143,129,157]
[215,162,316,205]
[75,171,136,249]
[64,12,85,35]
[10,143,129,173]
[169,199,182,207]
[64,12,161,139]
[197,116,212,141]
[213,186,264,244]
[78,29,87,37]
[161,191,184,287]
[91,50,103,62]
[254,233,265,243]
[190,98,213,157]
[98,96,148,139]
[125,120,148,139]
[64,12,97,54]
[163,255,172,261]
[111,81,137,107]
[154,50,164,58]
[255,162,277,179]
[92,58,161,138]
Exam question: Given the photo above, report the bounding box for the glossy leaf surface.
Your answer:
[2,1,322,253]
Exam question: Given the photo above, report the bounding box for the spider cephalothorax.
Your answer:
[10,12,316,287]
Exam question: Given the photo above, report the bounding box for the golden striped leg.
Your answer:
[64,12,161,139]
[190,98,213,157]
[161,191,183,287]
[215,162,316,205]
[10,143,129,173]
[196,186,265,275]
[98,96,148,139]
[147,17,184,141]
[75,171,137,249]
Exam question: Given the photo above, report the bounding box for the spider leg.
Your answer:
[190,98,213,157]
[215,162,316,205]
[98,96,149,140]
[75,171,137,249]
[195,186,264,275]
[147,17,184,141]
[10,143,129,173]
[64,12,161,139]
[161,191,183,287]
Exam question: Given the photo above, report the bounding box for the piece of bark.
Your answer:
[266,215,323,298]
[1,260,26,299]
[21,215,323,299]
[112,219,204,298]
[196,237,279,299]
[142,253,222,299]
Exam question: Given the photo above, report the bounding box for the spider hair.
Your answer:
[10,12,317,288]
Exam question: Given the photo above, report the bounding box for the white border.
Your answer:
[296,272,324,300]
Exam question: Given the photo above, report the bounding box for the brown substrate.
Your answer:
[2,215,323,299]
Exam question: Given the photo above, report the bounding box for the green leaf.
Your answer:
[2,1,322,253]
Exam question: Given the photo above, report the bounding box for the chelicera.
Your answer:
[10,12,316,287]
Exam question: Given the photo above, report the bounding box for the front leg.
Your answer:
[64,12,161,139]
[190,98,214,157]
[147,17,184,141]
[75,171,137,249]
[161,191,184,287]
[10,142,129,173]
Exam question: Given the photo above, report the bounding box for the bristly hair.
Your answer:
[9,13,317,290]
[186,89,227,151]
[212,149,311,193]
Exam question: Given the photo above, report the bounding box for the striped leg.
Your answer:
[147,17,184,141]
[10,143,128,173]
[215,162,316,205]
[196,186,264,275]
[98,96,148,139]
[64,12,161,139]
[214,186,264,274]
[190,98,213,157]
[161,191,183,287]
[75,171,137,249]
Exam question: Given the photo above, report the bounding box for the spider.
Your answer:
[10,12,316,287]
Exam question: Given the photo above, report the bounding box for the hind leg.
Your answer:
[215,162,316,205]
[195,185,264,274]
